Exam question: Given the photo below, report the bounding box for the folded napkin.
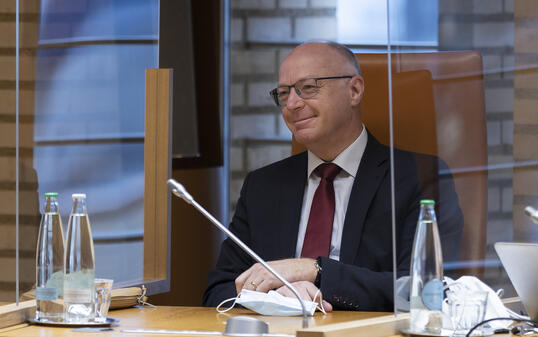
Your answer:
[443,276,528,329]
[396,275,528,330]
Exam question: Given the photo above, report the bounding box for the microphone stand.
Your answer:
[167,179,310,330]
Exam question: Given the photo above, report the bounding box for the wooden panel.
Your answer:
[143,69,172,293]
[297,313,409,337]
[0,301,35,330]
[150,167,225,306]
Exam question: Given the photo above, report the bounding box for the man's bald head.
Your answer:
[325,42,361,75]
[283,42,361,77]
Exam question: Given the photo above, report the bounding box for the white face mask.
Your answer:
[216,289,326,317]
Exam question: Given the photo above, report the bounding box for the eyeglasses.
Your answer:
[269,75,354,107]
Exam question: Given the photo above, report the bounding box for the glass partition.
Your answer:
[34,0,158,286]
[228,0,400,313]
[388,0,538,318]
[1,0,159,308]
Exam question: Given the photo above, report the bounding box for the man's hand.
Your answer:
[235,258,317,294]
[276,281,333,312]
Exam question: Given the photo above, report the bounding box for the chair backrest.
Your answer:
[292,51,488,277]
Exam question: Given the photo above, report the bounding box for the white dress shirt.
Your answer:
[295,126,368,261]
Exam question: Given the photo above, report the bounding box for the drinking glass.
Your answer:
[94,278,114,323]
[447,290,488,336]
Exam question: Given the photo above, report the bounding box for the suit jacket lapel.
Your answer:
[339,133,389,264]
[277,152,308,259]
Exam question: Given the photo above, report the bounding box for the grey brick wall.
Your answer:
[229,0,337,212]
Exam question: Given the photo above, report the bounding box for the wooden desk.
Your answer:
[0,306,389,337]
[0,307,526,337]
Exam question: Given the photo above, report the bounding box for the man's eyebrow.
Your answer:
[277,76,316,86]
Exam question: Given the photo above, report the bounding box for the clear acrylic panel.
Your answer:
[388,0,538,321]
[227,0,400,313]
[38,0,158,42]
[35,142,145,283]
[0,0,159,310]
[27,0,157,289]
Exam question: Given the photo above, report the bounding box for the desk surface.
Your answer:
[0,306,392,337]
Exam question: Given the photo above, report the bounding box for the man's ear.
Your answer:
[349,75,364,106]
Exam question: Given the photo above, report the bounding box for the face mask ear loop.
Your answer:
[313,289,327,315]
[216,295,240,313]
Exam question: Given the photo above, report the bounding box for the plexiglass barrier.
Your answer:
[385,0,538,323]
[0,0,159,307]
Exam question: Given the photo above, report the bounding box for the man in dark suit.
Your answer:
[203,42,463,312]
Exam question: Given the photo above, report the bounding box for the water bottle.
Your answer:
[35,192,65,322]
[64,193,95,323]
[409,199,444,334]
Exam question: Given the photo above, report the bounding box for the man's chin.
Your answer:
[292,130,319,148]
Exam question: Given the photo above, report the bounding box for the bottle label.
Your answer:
[421,279,443,310]
[64,289,92,303]
[36,287,58,301]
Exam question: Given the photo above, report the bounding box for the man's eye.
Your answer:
[301,85,318,92]
[277,91,289,97]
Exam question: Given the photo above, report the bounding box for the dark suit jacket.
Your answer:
[203,133,463,311]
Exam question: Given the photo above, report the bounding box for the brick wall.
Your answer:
[229,0,337,211]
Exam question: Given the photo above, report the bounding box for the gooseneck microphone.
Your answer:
[166,179,310,330]
[524,206,538,224]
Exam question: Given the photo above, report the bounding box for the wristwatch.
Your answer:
[314,257,322,288]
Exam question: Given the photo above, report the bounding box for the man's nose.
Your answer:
[285,87,303,109]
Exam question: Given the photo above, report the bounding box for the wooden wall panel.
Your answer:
[144,69,172,291]
[150,167,224,306]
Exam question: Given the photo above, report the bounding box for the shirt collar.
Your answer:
[307,125,368,178]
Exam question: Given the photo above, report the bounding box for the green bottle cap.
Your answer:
[44,192,59,197]
[420,199,435,205]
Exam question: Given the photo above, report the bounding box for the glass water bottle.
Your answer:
[409,199,444,334]
[64,193,95,323]
[35,192,65,322]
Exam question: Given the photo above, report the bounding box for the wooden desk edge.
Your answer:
[298,312,410,337]
[0,300,35,330]
[297,297,525,337]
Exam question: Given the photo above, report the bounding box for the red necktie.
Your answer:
[301,163,342,258]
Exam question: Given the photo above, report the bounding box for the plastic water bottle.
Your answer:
[409,199,444,334]
[35,192,65,322]
[64,193,95,323]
